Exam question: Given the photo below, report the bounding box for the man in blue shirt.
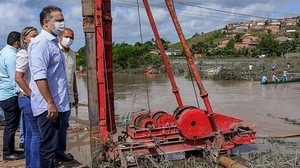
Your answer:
[261,73,268,84]
[28,5,70,168]
[0,31,25,160]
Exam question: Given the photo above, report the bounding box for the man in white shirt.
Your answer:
[57,28,78,161]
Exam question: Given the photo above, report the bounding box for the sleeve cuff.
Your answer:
[33,72,47,81]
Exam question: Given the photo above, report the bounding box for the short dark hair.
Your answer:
[39,5,62,26]
[7,31,21,46]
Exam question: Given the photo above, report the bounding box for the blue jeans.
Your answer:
[37,111,61,168]
[0,96,21,156]
[0,107,4,122]
[19,111,25,145]
[18,96,40,168]
[56,110,71,156]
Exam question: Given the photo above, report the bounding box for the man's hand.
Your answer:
[47,102,58,119]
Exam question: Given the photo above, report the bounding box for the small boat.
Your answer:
[261,77,300,85]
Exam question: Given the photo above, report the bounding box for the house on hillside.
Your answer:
[150,49,160,55]
[265,25,280,33]
[226,23,240,32]
[286,29,296,33]
[234,43,249,50]
[269,20,281,26]
[275,37,293,43]
[250,26,264,30]
[242,35,259,44]
[217,39,230,48]
[285,18,297,26]
[165,49,182,56]
[256,19,267,26]
[233,26,248,33]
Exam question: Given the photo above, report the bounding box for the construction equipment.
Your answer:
[82,0,256,167]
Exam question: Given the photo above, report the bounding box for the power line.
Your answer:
[174,1,277,20]
[175,0,299,16]
[112,2,248,23]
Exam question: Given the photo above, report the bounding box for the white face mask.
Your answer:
[29,37,34,42]
[52,21,65,36]
[61,37,73,48]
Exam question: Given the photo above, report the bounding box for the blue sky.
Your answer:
[0,0,299,51]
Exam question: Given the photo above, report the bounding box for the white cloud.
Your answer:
[0,0,299,50]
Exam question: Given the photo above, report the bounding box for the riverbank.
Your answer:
[109,57,300,81]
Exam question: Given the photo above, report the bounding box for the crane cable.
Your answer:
[137,0,151,114]
[171,0,200,108]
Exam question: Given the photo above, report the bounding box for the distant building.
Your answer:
[269,21,281,26]
[233,26,248,33]
[256,19,267,26]
[217,39,230,48]
[165,49,182,56]
[275,37,293,42]
[286,29,296,33]
[150,49,160,55]
[266,25,280,33]
[242,35,259,44]
[250,26,265,30]
[285,18,297,26]
[234,43,249,50]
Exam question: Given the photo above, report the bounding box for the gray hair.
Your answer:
[20,27,37,49]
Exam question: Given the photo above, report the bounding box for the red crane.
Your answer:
[82,0,256,167]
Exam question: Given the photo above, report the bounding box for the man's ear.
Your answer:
[43,19,49,28]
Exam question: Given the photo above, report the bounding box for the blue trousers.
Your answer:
[0,96,21,156]
[19,111,24,145]
[18,96,40,168]
[56,110,71,156]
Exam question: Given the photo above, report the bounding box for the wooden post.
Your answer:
[81,0,102,165]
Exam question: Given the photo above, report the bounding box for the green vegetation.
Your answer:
[76,39,166,70]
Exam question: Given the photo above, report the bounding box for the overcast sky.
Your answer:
[0,0,299,51]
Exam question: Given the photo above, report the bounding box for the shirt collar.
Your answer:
[40,29,58,43]
[5,44,18,53]
[58,43,69,53]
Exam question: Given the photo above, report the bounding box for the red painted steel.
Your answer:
[164,0,219,132]
[143,0,183,107]
[103,0,117,134]
[95,0,116,143]
[95,0,108,143]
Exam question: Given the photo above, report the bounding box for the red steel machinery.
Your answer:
[89,0,256,167]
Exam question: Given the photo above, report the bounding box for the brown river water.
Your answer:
[68,73,300,166]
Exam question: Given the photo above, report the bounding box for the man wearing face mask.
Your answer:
[28,5,70,168]
[56,28,78,162]
[0,31,25,160]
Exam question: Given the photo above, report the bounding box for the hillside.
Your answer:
[169,16,300,58]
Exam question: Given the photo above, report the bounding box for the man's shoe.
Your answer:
[12,150,24,155]
[3,153,25,160]
[55,153,74,162]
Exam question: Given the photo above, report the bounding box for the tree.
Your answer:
[234,33,243,42]
[226,39,235,49]
[191,42,208,54]
[77,46,87,68]
[257,35,280,57]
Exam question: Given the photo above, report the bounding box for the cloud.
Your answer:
[0,0,299,50]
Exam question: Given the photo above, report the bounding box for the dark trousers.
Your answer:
[36,111,61,168]
[56,110,71,156]
[0,96,21,156]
